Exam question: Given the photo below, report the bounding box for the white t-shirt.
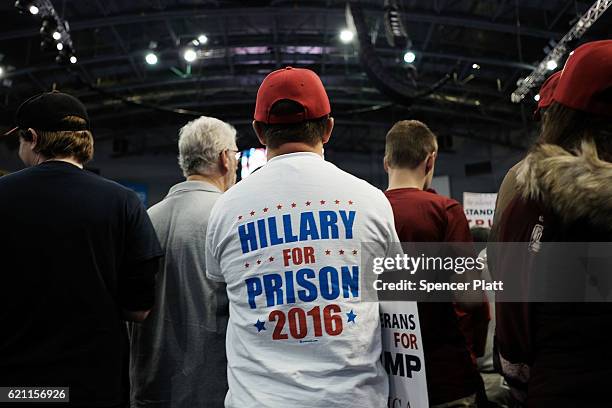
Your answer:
[206,152,398,408]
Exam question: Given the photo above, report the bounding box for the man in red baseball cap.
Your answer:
[492,39,612,407]
[205,67,397,407]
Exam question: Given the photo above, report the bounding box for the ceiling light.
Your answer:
[52,31,61,40]
[145,52,158,65]
[472,63,480,69]
[183,48,197,62]
[403,51,416,63]
[546,60,558,71]
[69,55,77,64]
[0,66,4,77]
[534,94,540,102]
[339,29,354,44]
[197,34,208,44]
[28,5,39,15]
[56,42,63,51]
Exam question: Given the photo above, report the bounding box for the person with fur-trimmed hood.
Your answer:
[492,40,612,408]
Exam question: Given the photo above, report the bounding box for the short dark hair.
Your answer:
[385,120,438,169]
[20,116,94,163]
[257,100,328,149]
[540,102,612,162]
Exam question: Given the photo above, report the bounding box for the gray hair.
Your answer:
[178,116,237,177]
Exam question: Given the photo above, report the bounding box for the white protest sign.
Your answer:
[463,192,497,229]
[381,301,428,408]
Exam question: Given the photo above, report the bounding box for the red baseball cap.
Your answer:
[254,66,331,124]
[533,71,561,120]
[552,40,612,117]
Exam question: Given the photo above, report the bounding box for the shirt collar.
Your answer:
[167,180,222,196]
[267,151,323,164]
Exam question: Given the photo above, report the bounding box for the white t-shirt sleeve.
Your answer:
[380,192,403,258]
[205,209,225,283]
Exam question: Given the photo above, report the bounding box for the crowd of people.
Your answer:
[0,39,610,408]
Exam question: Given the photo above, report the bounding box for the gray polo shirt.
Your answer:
[129,181,229,408]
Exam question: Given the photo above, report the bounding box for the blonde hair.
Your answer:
[385,120,437,169]
[27,116,94,163]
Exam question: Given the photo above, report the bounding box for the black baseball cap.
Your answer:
[3,91,90,136]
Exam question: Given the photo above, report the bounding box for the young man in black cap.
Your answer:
[0,91,163,407]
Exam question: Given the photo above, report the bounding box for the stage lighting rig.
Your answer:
[15,0,77,65]
[383,0,411,49]
[511,0,611,102]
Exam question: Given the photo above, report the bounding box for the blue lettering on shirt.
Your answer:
[238,210,356,254]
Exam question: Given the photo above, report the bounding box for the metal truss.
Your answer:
[30,0,76,57]
[511,0,612,102]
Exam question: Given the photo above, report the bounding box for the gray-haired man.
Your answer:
[129,116,238,408]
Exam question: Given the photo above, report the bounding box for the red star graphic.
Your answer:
[257,260,262,265]
[269,256,274,262]
[245,263,250,268]
[238,215,243,220]
[305,201,311,206]
[320,200,326,205]
[353,250,358,255]
[325,250,331,255]
[348,200,354,205]
[339,249,345,255]
[250,211,255,216]
[277,204,283,210]
[291,203,297,208]
[334,199,340,204]
[263,208,269,212]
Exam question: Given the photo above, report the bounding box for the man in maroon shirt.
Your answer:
[383,120,489,407]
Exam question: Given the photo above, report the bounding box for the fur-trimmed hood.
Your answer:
[516,140,612,226]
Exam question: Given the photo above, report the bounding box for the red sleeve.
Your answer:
[444,202,473,242]
[446,201,491,358]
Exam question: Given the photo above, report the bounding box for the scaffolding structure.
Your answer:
[511,0,611,102]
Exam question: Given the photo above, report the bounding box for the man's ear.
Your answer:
[217,149,230,175]
[27,128,39,149]
[383,155,389,174]
[425,151,437,174]
[252,121,266,146]
[322,117,334,145]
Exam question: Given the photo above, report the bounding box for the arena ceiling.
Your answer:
[0,0,610,153]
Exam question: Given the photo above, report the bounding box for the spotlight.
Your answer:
[403,51,416,63]
[197,34,208,44]
[192,39,200,46]
[69,55,77,64]
[472,63,480,69]
[0,66,4,77]
[29,5,39,15]
[183,48,197,62]
[546,60,558,71]
[56,42,63,51]
[534,94,540,102]
[145,52,158,65]
[339,29,354,44]
[52,31,61,40]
